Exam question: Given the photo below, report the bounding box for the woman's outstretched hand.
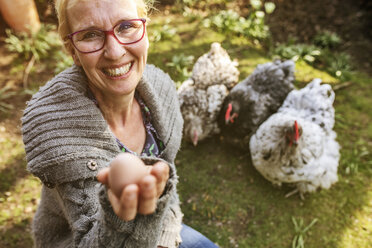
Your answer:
[96,153,169,221]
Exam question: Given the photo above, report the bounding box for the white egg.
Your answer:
[108,153,148,197]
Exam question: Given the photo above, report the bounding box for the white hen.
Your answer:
[191,42,239,90]
[249,79,340,196]
[178,42,238,145]
[178,78,228,145]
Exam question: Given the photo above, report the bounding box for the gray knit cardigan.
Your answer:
[22,64,184,248]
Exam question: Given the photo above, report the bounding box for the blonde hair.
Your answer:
[55,0,151,54]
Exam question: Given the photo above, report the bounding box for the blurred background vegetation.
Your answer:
[0,0,371,247]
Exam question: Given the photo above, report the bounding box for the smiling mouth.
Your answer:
[102,62,132,77]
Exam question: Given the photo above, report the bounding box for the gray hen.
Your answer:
[218,60,295,148]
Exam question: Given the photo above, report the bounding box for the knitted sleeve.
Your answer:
[157,203,183,247]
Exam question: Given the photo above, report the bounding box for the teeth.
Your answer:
[104,63,132,77]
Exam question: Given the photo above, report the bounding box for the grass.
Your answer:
[0,118,41,247]
[1,12,371,248]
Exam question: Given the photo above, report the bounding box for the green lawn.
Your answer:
[0,12,371,248]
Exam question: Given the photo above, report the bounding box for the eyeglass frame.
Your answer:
[64,18,147,54]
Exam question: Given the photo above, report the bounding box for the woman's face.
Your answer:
[67,0,149,97]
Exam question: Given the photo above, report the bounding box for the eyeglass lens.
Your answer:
[72,19,144,53]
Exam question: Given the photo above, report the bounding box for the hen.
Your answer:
[178,42,239,145]
[178,79,228,145]
[249,79,340,197]
[191,42,239,90]
[218,59,295,148]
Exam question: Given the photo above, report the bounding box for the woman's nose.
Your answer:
[103,34,126,59]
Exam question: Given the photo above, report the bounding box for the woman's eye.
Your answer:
[119,24,132,31]
[80,31,103,41]
[117,22,137,32]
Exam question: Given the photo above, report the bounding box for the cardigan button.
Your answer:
[87,160,98,171]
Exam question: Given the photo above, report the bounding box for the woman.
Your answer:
[22,0,218,247]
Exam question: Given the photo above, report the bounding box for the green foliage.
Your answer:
[203,1,275,42]
[318,51,352,81]
[177,0,198,6]
[263,2,276,14]
[54,51,74,74]
[274,43,321,64]
[313,30,342,49]
[203,10,242,34]
[250,0,276,13]
[5,24,73,84]
[149,21,177,42]
[175,0,232,8]
[274,30,351,81]
[0,86,16,113]
[341,139,371,175]
[166,53,194,83]
[5,24,62,61]
[291,217,318,248]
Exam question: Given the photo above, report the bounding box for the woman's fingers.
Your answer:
[119,184,139,221]
[138,175,157,215]
[145,165,153,174]
[108,184,139,221]
[104,161,170,220]
[96,167,110,185]
[107,188,121,214]
[150,162,169,197]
